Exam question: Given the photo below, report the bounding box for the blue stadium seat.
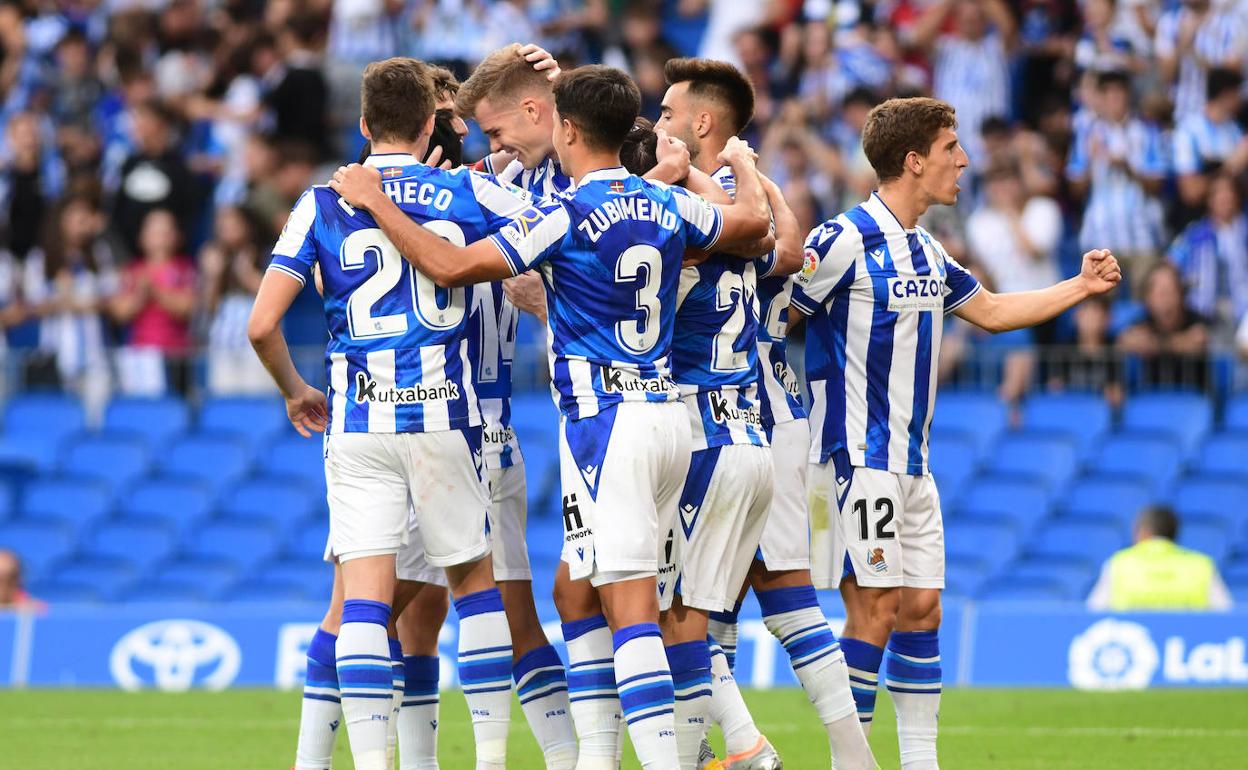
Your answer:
[258,560,334,597]
[1026,520,1126,568]
[198,397,288,448]
[4,394,85,442]
[975,575,1071,601]
[228,578,313,602]
[987,434,1079,491]
[152,563,238,597]
[158,435,251,488]
[0,521,71,577]
[120,478,215,532]
[20,478,113,528]
[27,580,101,602]
[944,520,1020,571]
[942,562,985,598]
[119,580,207,603]
[285,520,331,561]
[54,561,137,600]
[1223,558,1248,600]
[265,437,327,493]
[103,397,191,449]
[1168,476,1248,527]
[1062,476,1154,527]
[182,521,280,571]
[957,476,1051,533]
[928,431,978,505]
[931,393,1007,459]
[0,436,62,473]
[1020,393,1112,460]
[1178,522,1232,563]
[59,435,151,490]
[0,486,12,522]
[1198,434,1248,479]
[1121,393,1212,458]
[218,478,314,529]
[87,521,177,573]
[1004,558,1097,599]
[1092,433,1183,495]
[1224,394,1248,432]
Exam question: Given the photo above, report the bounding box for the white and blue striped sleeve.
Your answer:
[470,171,535,230]
[671,186,724,252]
[790,218,857,315]
[1132,123,1168,178]
[943,253,982,314]
[488,201,569,275]
[268,189,318,285]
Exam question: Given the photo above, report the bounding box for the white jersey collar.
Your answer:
[576,166,629,187]
[364,153,421,168]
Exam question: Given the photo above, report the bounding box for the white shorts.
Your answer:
[395,520,450,587]
[659,443,774,612]
[757,418,811,571]
[809,451,945,590]
[487,462,531,581]
[325,428,491,566]
[559,401,692,586]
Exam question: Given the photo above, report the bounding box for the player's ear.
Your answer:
[359,116,372,142]
[561,117,577,147]
[522,97,541,125]
[694,110,712,140]
[906,149,923,177]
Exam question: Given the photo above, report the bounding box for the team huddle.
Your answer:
[247,42,1122,770]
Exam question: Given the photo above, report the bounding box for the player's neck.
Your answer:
[565,149,623,183]
[694,135,731,176]
[875,181,930,230]
[369,140,427,161]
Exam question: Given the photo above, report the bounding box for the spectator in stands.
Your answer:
[2,112,66,260]
[1117,261,1210,389]
[912,0,1016,164]
[50,29,103,174]
[1172,68,1247,217]
[1047,295,1125,408]
[27,194,118,421]
[966,162,1063,297]
[0,549,42,610]
[108,208,196,395]
[1066,69,1167,291]
[199,205,270,395]
[1154,0,1246,122]
[1168,172,1248,339]
[259,18,331,160]
[1088,505,1233,611]
[108,100,196,256]
[1073,0,1141,75]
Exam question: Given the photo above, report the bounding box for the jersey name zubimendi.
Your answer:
[487,166,724,420]
[268,153,534,434]
[671,165,766,450]
[791,192,981,475]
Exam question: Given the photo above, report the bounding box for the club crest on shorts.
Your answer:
[867,547,887,572]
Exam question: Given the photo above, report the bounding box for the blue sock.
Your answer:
[399,655,439,770]
[613,623,678,766]
[453,588,512,767]
[666,639,712,769]
[295,628,340,770]
[514,644,577,767]
[886,630,941,767]
[336,599,393,769]
[563,614,620,765]
[839,637,884,732]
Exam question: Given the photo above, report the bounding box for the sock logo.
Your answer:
[329,719,339,731]
[430,719,438,729]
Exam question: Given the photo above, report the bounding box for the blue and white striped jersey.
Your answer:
[1155,8,1247,121]
[756,270,806,430]
[931,31,1010,165]
[471,156,571,468]
[1066,117,1168,255]
[671,166,766,451]
[269,153,533,434]
[791,193,981,475]
[1172,113,1245,176]
[488,166,724,420]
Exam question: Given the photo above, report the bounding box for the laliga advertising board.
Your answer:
[0,602,1245,690]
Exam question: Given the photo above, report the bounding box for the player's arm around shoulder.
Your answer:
[329,163,519,288]
[954,248,1123,333]
[758,173,802,276]
[706,138,772,255]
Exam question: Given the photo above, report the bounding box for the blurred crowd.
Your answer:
[1,0,1247,417]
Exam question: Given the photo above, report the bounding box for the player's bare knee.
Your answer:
[444,554,496,599]
[553,565,602,621]
[897,587,942,631]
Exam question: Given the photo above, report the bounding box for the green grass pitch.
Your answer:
[3,688,1247,769]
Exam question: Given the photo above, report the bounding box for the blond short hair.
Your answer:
[456,44,551,117]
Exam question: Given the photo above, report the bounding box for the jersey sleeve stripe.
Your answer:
[267,262,308,285]
[942,282,981,314]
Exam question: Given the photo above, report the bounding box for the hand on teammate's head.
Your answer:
[518,43,561,81]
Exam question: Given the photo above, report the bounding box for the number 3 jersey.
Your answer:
[487,166,724,420]
[268,153,534,434]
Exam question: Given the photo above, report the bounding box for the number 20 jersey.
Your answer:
[487,166,724,420]
[268,153,534,434]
